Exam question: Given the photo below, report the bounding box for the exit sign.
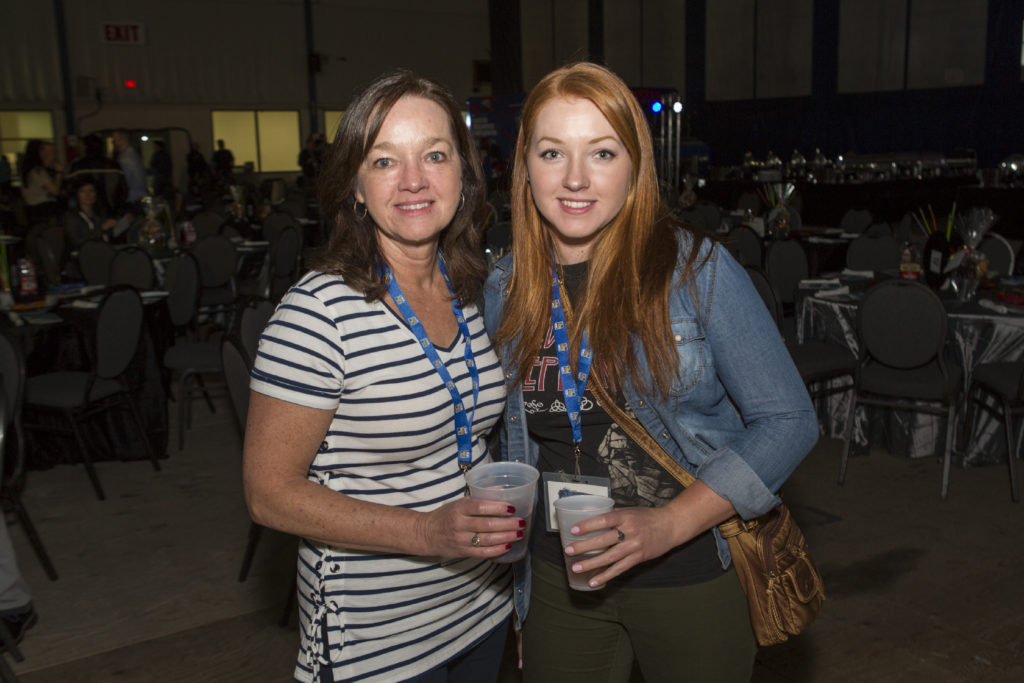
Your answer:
[102,22,145,44]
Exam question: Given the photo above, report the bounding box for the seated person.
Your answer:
[63,178,116,249]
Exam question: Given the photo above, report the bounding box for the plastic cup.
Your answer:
[553,494,615,591]
[464,461,539,563]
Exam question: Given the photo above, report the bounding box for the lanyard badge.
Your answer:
[383,257,480,471]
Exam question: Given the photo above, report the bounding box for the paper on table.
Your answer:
[978,299,1011,315]
[815,286,851,298]
[800,278,841,287]
[841,269,874,278]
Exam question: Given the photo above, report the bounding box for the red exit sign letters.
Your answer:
[102,23,146,44]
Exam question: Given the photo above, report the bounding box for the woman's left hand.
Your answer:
[563,480,737,588]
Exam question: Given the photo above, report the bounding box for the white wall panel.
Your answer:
[706,0,755,101]
[838,0,907,93]
[755,0,812,98]
[907,0,987,89]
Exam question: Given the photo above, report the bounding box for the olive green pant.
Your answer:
[522,557,757,683]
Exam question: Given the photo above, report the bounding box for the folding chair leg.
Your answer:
[125,396,160,472]
[279,574,297,628]
[0,621,23,663]
[839,393,858,485]
[0,655,19,683]
[195,374,216,414]
[1004,402,1019,503]
[941,403,956,500]
[10,497,58,581]
[178,373,189,451]
[68,414,105,501]
[238,522,263,582]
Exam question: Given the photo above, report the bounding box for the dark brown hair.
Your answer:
[493,62,707,396]
[312,69,487,304]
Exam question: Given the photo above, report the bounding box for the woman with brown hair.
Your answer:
[243,70,520,683]
[483,62,818,681]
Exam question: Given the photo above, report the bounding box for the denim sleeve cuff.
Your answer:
[696,446,781,519]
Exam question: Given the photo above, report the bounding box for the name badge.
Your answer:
[541,471,611,532]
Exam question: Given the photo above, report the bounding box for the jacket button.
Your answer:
[517,588,523,594]
[661,431,669,439]
[637,400,645,407]
[510,415,518,422]
[675,334,682,342]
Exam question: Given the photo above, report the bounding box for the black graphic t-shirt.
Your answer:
[524,262,722,588]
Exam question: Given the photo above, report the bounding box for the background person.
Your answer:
[19,140,62,225]
[483,62,819,682]
[242,70,519,683]
[63,178,116,249]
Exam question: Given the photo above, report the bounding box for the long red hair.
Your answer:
[493,62,707,396]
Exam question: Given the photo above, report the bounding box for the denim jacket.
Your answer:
[482,235,819,624]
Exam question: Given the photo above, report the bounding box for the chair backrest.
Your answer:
[0,333,26,482]
[262,211,299,245]
[109,247,155,290]
[726,226,764,268]
[858,279,947,369]
[240,299,276,362]
[977,233,1015,278]
[694,200,722,233]
[846,233,901,272]
[268,226,301,301]
[744,266,782,328]
[736,191,762,215]
[839,208,873,235]
[163,251,202,328]
[764,239,809,305]
[221,335,252,433]
[78,239,115,285]
[193,235,238,288]
[192,210,225,240]
[95,286,144,380]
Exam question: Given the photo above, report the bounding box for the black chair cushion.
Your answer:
[26,372,125,409]
[788,342,857,384]
[860,361,963,402]
[972,362,1024,401]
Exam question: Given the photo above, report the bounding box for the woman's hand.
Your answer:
[562,480,737,588]
[413,496,525,560]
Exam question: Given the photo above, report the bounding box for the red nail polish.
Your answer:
[516,530,523,538]
[507,505,516,513]
[505,543,512,550]
[518,519,526,528]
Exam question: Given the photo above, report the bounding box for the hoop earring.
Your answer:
[458,192,465,212]
[353,198,367,219]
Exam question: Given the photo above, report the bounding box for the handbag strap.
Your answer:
[588,376,697,489]
[589,376,753,538]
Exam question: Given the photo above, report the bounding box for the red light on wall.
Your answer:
[124,79,137,89]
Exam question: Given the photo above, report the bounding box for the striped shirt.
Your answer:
[250,271,511,683]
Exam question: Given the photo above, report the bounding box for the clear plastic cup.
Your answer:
[464,461,539,563]
[553,494,615,591]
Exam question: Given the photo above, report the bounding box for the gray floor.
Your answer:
[6,395,1023,682]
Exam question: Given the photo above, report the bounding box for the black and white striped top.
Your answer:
[251,271,511,683]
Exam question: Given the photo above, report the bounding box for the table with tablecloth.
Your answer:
[797,290,1024,466]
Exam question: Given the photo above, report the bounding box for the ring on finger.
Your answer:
[471,533,481,547]
[616,528,626,543]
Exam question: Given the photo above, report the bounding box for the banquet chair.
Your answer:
[192,234,239,325]
[261,210,299,245]
[240,299,276,363]
[0,334,58,581]
[266,226,302,302]
[839,208,873,235]
[846,232,901,272]
[162,252,224,451]
[727,226,763,268]
[745,266,857,398]
[736,191,762,216]
[963,361,1023,502]
[191,211,225,240]
[23,287,159,501]
[77,239,115,286]
[26,225,64,286]
[840,279,962,499]
[109,247,156,291]
[764,238,809,318]
[976,234,1015,278]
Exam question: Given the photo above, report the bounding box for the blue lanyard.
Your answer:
[383,257,479,469]
[550,264,592,478]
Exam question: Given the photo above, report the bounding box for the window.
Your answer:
[0,111,55,183]
[211,110,300,173]
[324,111,344,143]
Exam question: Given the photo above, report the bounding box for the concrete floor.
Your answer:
[6,395,1023,682]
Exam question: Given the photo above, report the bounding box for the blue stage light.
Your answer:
[651,101,662,113]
